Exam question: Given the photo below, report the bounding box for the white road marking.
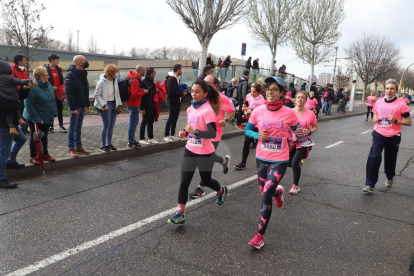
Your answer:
[360,130,372,134]
[7,175,258,276]
[325,141,344,148]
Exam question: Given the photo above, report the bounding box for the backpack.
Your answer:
[161,80,168,95]
[117,77,136,102]
[324,91,329,99]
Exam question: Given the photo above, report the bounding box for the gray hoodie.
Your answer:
[0,60,31,101]
[94,73,122,110]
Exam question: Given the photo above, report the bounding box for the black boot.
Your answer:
[0,179,17,188]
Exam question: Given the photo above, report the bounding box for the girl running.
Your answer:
[366,91,377,121]
[167,80,227,225]
[245,77,301,249]
[288,91,319,195]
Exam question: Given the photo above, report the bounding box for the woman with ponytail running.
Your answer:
[245,77,301,249]
[167,80,227,225]
[288,91,319,195]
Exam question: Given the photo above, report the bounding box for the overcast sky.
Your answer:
[39,0,413,79]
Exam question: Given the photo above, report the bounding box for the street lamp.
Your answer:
[332,45,338,90]
[399,62,414,91]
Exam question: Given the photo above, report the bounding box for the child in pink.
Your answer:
[366,92,377,121]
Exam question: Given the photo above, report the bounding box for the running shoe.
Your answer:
[289,184,300,195]
[127,141,141,148]
[385,179,393,188]
[274,185,284,208]
[107,144,117,151]
[139,139,150,145]
[248,232,264,250]
[163,136,173,143]
[169,135,180,141]
[167,212,185,225]
[100,146,110,153]
[222,155,231,174]
[235,124,245,130]
[216,186,228,205]
[148,139,159,144]
[59,126,67,133]
[363,186,374,194]
[234,163,246,170]
[189,187,205,199]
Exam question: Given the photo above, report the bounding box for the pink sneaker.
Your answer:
[248,232,264,249]
[289,184,300,195]
[274,185,284,208]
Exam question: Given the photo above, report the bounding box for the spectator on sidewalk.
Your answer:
[252,58,259,82]
[65,55,90,158]
[300,82,307,91]
[324,83,334,115]
[94,64,122,153]
[279,64,287,80]
[44,53,66,134]
[235,70,249,129]
[245,57,252,71]
[24,66,57,165]
[310,82,317,97]
[289,82,297,99]
[216,58,222,79]
[337,87,344,103]
[126,65,148,149]
[223,55,231,82]
[227,78,238,98]
[140,67,160,145]
[197,65,212,81]
[164,64,188,142]
[206,53,212,66]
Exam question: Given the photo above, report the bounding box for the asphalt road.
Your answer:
[1,114,414,276]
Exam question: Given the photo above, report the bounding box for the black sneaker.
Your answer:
[59,126,67,133]
[107,144,117,151]
[234,163,246,170]
[222,155,231,174]
[127,141,141,149]
[6,161,25,169]
[189,187,205,199]
[0,179,17,189]
[100,146,110,153]
[49,127,54,133]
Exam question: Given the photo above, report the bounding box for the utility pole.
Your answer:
[76,30,80,51]
[332,45,338,90]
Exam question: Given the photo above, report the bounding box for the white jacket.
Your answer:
[94,73,122,110]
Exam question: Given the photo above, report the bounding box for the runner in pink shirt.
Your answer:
[306,91,319,112]
[167,80,228,225]
[288,91,319,195]
[363,79,412,194]
[366,91,377,121]
[245,76,301,249]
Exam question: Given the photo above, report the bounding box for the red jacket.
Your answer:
[11,63,30,89]
[126,71,145,107]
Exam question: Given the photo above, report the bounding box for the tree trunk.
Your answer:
[199,0,213,73]
[310,44,315,91]
[270,46,277,76]
[199,43,209,72]
[362,79,367,102]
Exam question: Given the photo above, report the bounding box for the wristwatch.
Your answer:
[194,129,200,136]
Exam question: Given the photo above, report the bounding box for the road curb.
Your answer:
[7,111,366,181]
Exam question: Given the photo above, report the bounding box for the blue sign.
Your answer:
[241,43,246,56]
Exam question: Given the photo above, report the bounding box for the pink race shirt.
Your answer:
[249,105,299,162]
[245,93,266,110]
[295,109,317,129]
[306,98,318,109]
[212,93,235,142]
[185,102,217,154]
[367,96,377,107]
[373,98,411,137]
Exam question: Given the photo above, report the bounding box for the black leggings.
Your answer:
[51,99,63,127]
[198,141,224,188]
[178,148,221,205]
[288,147,308,186]
[256,159,287,235]
[367,106,373,119]
[140,111,154,140]
[242,131,257,164]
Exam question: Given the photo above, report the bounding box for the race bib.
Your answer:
[188,134,203,147]
[261,137,282,152]
[300,136,315,147]
[368,102,373,105]
[378,117,392,127]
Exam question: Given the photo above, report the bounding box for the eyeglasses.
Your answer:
[264,87,280,93]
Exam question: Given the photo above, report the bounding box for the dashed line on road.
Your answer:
[325,141,344,148]
[6,175,258,276]
[360,130,372,134]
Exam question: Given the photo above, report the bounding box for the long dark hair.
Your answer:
[193,80,220,115]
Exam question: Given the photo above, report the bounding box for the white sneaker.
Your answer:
[148,139,159,144]
[163,136,173,143]
[139,140,150,145]
[385,179,393,188]
[363,186,374,194]
[169,135,180,141]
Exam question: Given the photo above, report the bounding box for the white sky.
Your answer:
[38,0,413,79]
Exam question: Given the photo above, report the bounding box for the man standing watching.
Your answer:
[44,53,66,133]
[252,58,259,82]
[65,55,90,158]
[245,57,252,71]
[325,83,334,116]
[235,70,249,130]
[164,64,187,142]
[126,65,148,148]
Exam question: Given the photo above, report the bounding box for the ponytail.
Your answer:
[193,80,221,115]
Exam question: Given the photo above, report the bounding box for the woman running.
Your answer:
[288,91,319,195]
[234,83,265,170]
[245,76,301,249]
[167,80,227,225]
[306,91,319,116]
[366,91,377,121]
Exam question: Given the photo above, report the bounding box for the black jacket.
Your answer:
[310,85,317,96]
[44,64,64,87]
[64,64,90,110]
[0,86,30,128]
[141,76,155,114]
[252,60,259,69]
[0,60,31,101]
[289,86,297,99]
[245,59,252,69]
[206,57,212,65]
[237,75,249,100]
[224,58,231,68]
[166,74,183,104]
[327,88,335,101]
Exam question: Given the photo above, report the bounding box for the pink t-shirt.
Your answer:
[185,102,217,154]
[403,98,410,104]
[245,93,265,110]
[306,98,318,109]
[373,98,411,137]
[249,105,299,162]
[295,109,317,129]
[212,92,235,142]
[367,96,377,107]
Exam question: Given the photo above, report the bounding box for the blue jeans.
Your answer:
[67,107,85,150]
[0,127,14,180]
[164,103,181,137]
[7,126,27,164]
[325,100,333,115]
[127,106,139,144]
[100,102,117,146]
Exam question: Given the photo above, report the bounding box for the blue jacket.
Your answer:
[23,80,57,124]
[64,64,89,110]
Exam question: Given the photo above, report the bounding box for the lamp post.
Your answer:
[399,62,414,92]
[76,30,80,51]
[332,45,338,90]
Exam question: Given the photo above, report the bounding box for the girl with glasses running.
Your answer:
[167,80,227,225]
[245,77,301,249]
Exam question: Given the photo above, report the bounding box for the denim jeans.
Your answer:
[67,107,85,150]
[0,127,14,180]
[100,101,117,146]
[164,103,181,137]
[326,100,333,115]
[8,126,27,164]
[127,106,139,144]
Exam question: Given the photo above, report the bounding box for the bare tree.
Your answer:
[246,0,302,75]
[291,0,345,82]
[166,0,247,71]
[129,47,138,57]
[345,34,400,100]
[0,0,53,68]
[67,29,75,51]
[335,66,350,91]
